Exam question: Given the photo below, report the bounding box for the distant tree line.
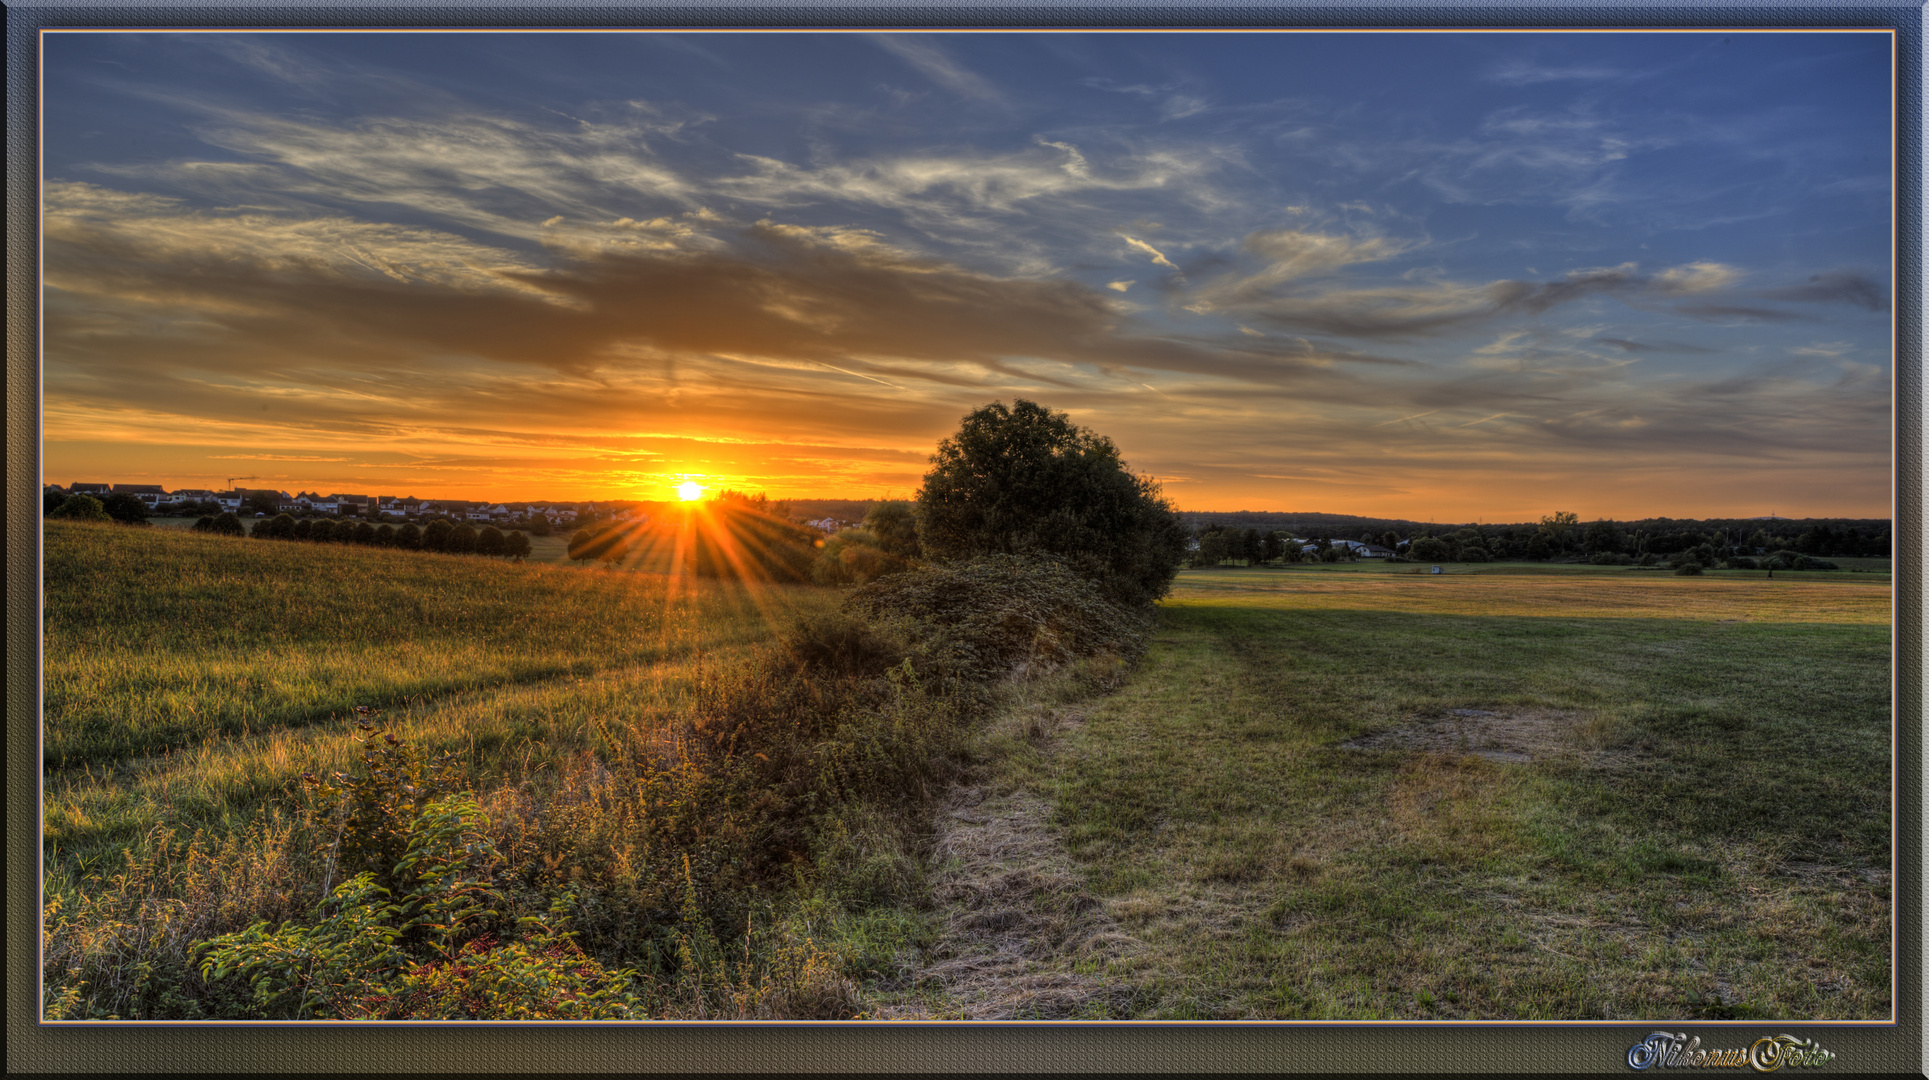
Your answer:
[1186,510,1888,571]
[243,513,533,559]
[46,492,149,525]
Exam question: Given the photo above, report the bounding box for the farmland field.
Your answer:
[41,524,1891,1021]
[894,564,1891,1019]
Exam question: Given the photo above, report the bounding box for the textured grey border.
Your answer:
[7,5,1921,1075]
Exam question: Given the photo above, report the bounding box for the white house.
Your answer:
[113,484,169,507]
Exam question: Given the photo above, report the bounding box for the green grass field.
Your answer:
[42,524,1892,1020]
[904,564,1891,1019]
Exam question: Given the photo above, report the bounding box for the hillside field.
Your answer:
[40,524,1891,1020]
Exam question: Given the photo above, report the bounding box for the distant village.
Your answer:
[42,481,650,529]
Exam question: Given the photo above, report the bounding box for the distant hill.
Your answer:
[1178,510,1890,536]
[767,501,1889,542]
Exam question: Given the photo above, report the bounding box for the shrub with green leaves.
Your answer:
[811,528,913,586]
[195,797,640,1020]
[52,494,112,521]
[301,722,465,894]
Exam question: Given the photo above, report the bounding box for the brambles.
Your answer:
[843,554,1151,683]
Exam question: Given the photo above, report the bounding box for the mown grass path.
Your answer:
[1006,566,1890,1019]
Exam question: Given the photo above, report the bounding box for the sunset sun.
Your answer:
[677,481,704,502]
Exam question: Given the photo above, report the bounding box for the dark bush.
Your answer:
[1408,536,1451,562]
[862,500,921,559]
[51,495,112,521]
[503,531,532,560]
[476,526,505,557]
[396,523,422,551]
[449,523,478,555]
[1763,549,1836,571]
[101,493,150,524]
[781,610,911,679]
[811,528,913,586]
[210,512,246,537]
[568,523,632,564]
[422,519,453,553]
[253,513,296,539]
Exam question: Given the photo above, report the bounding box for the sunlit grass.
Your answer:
[42,519,900,1020]
[43,521,818,766]
[1173,564,1890,624]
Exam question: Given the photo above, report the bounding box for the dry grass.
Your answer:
[878,780,1144,1019]
[1341,707,1604,766]
[1177,565,1890,625]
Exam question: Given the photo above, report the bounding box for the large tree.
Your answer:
[915,399,1187,608]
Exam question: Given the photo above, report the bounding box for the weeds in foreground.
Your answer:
[43,533,1153,1020]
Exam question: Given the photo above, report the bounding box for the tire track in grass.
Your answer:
[879,699,1148,1020]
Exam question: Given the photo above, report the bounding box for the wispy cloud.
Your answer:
[1120,235,1178,270]
[107,108,703,242]
[869,35,1003,103]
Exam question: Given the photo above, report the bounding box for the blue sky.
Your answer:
[40,30,1892,517]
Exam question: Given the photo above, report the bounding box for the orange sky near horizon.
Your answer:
[39,32,1895,525]
[41,402,1894,522]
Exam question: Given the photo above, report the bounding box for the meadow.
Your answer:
[892,563,1892,1019]
[43,520,888,1020]
[41,524,1891,1021]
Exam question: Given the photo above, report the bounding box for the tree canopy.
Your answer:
[915,399,1187,608]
